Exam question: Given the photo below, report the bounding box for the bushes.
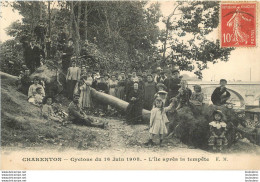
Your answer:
[171,104,247,149]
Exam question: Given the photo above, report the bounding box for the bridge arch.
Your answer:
[201,86,245,107]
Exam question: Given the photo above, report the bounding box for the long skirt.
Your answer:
[83,85,92,108]
[117,86,125,100]
[126,102,143,124]
[67,80,77,100]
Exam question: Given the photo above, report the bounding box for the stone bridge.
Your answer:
[188,81,260,108]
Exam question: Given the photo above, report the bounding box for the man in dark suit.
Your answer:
[211,79,231,106]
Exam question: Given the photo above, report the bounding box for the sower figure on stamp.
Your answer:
[226,7,252,45]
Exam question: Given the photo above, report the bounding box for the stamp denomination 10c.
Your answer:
[221,3,256,47]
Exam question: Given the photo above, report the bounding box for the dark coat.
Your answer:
[211,87,231,106]
[143,81,157,110]
[61,45,74,72]
[125,79,134,102]
[126,89,143,124]
[164,77,181,99]
[32,46,45,68]
[96,82,109,94]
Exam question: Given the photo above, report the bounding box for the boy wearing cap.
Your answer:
[211,79,231,106]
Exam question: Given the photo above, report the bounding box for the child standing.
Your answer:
[154,83,168,105]
[145,98,174,147]
[208,110,228,151]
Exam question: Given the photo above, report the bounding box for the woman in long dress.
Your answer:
[126,82,144,124]
[74,74,93,109]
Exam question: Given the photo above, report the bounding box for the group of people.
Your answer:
[145,77,231,150]
[18,32,233,151]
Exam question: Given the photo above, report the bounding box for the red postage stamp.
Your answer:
[221,3,256,47]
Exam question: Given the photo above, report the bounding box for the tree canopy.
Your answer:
[1,1,234,78]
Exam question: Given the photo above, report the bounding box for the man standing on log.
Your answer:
[68,94,105,128]
[211,79,231,106]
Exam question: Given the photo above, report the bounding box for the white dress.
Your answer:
[149,104,173,135]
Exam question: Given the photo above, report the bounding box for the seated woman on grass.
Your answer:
[28,76,45,99]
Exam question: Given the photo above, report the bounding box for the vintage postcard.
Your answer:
[0,0,260,170]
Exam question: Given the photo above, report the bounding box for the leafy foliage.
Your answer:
[0,40,24,75]
[2,1,235,77]
[160,1,234,78]
[3,1,162,74]
[172,104,247,149]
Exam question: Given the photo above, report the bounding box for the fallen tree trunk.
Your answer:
[0,71,17,80]
[90,88,151,121]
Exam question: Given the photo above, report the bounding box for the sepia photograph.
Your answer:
[0,0,260,170]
